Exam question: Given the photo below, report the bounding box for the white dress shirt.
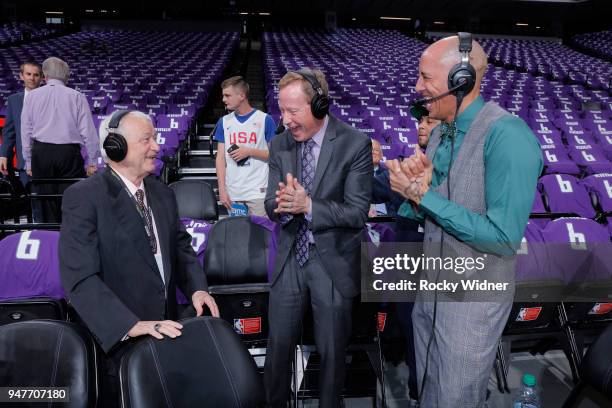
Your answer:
[113,168,165,285]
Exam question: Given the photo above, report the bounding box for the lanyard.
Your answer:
[109,168,155,240]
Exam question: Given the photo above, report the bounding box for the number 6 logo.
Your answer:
[16,231,41,260]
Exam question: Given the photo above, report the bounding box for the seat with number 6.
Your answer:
[0,230,67,325]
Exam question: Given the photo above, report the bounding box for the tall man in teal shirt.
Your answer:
[388,35,542,407]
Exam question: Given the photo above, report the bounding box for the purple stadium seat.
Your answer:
[568,146,612,174]
[155,128,180,157]
[0,231,65,301]
[540,217,611,284]
[582,174,612,212]
[541,146,581,176]
[538,174,596,218]
[515,221,555,282]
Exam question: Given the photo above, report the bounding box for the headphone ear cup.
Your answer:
[448,64,476,96]
[103,132,128,162]
[311,94,329,120]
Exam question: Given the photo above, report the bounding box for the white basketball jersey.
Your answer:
[223,110,269,200]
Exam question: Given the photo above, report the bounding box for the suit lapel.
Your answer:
[145,178,172,287]
[14,93,25,165]
[287,135,299,181]
[104,169,163,282]
[16,92,24,112]
[312,116,337,196]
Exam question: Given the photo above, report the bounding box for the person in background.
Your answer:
[0,61,43,189]
[21,57,100,222]
[214,76,276,217]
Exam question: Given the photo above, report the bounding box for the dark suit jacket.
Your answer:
[265,115,372,298]
[372,165,426,242]
[372,166,403,216]
[59,167,206,353]
[0,92,25,169]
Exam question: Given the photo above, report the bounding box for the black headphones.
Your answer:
[291,68,329,120]
[103,109,133,162]
[447,32,476,101]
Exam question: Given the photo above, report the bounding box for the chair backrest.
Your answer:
[120,317,264,408]
[169,179,218,222]
[581,321,612,398]
[0,320,98,408]
[204,217,271,285]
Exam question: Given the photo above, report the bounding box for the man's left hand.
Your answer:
[229,146,250,162]
[192,290,220,317]
[86,165,97,176]
[275,174,311,214]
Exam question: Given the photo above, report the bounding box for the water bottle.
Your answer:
[513,374,540,408]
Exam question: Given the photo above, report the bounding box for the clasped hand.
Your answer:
[274,173,311,214]
[387,147,433,206]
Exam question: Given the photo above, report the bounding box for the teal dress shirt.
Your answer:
[398,96,543,256]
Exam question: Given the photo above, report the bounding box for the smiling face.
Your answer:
[278,81,323,142]
[415,36,487,123]
[19,64,42,91]
[415,48,457,123]
[121,115,160,180]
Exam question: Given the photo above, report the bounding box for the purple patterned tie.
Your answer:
[135,189,157,254]
[295,139,316,266]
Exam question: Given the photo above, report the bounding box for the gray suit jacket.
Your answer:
[265,115,372,298]
[0,92,25,169]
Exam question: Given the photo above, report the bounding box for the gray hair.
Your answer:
[99,111,154,163]
[42,57,70,83]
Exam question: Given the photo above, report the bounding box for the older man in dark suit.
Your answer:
[264,68,372,408]
[0,61,42,188]
[59,110,219,407]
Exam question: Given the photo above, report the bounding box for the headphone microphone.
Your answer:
[411,32,476,111]
[411,80,467,108]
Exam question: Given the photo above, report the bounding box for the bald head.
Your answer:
[415,35,488,122]
[425,35,488,80]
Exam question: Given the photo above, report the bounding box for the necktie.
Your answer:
[440,121,456,139]
[135,189,157,254]
[295,139,316,266]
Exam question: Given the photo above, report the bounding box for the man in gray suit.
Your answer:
[388,34,542,407]
[0,61,43,188]
[264,68,372,408]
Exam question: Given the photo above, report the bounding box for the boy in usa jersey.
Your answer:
[214,76,276,217]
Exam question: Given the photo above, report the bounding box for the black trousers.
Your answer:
[31,140,85,223]
[264,246,353,408]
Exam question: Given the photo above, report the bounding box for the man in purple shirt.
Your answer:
[21,57,100,222]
